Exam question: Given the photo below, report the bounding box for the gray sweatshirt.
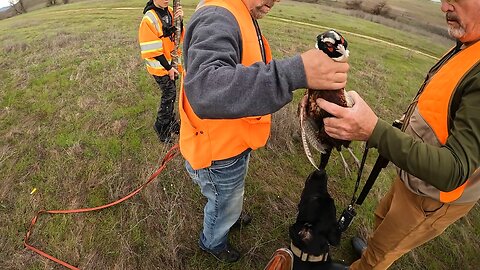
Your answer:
[183,6,308,119]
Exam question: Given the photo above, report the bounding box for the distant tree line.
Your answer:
[346,0,392,17]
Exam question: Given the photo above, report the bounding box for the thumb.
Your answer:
[347,90,362,105]
[316,98,343,118]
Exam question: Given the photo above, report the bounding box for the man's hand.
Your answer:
[316,91,378,141]
[168,67,179,80]
[174,6,184,19]
[301,49,349,90]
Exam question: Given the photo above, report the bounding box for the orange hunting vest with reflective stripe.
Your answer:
[179,0,273,170]
[139,7,183,76]
[400,40,480,204]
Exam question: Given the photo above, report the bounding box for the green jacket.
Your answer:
[368,42,480,204]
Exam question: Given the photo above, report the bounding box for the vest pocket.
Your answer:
[244,116,271,148]
[179,107,212,170]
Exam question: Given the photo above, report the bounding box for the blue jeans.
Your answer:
[186,152,250,252]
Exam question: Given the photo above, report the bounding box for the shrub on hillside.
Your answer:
[371,0,391,17]
[345,0,363,10]
[46,0,57,7]
[45,0,69,6]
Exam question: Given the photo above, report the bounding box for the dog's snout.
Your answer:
[299,226,313,243]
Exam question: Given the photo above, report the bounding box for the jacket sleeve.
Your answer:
[139,10,165,59]
[367,67,480,192]
[183,7,307,119]
[154,55,172,70]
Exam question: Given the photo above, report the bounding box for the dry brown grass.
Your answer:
[1,1,478,269]
[267,101,302,154]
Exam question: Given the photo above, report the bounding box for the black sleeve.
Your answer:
[154,55,172,70]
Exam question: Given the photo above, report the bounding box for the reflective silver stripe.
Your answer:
[145,59,171,69]
[145,11,160,33]
[140,41,163,52]
[145,59,163,68]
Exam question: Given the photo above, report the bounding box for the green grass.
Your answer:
[266,0,449,57]
[0,0,478,269]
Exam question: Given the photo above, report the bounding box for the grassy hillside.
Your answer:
[0,0,478,269]
[294,0,449,40]
[0,0,83,19]
[311,0,446,26]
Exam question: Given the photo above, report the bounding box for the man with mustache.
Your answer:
[180,0,349,263]
[317,0,480,269]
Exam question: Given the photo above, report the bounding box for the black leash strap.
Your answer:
[355,155,389,205]
[338,120,402,232]
[350,144,369,205]
[337,144,369,232]
[355,120,402,205]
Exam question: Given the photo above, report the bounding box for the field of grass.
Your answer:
[310,0,446,26]
[0,0,478,269]
[295,0,450,41]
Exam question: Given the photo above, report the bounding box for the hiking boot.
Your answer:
[154,120,172,143]
[232,212,252,229]
[199,242,241,263]
[351,236,367,259]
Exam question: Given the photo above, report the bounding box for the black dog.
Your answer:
[289,169,344,270]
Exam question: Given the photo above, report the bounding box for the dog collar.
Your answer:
[290,242,329,262]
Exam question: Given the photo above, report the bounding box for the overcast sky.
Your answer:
[1,0,12,8]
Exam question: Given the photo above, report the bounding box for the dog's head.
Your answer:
[289,169,341,257]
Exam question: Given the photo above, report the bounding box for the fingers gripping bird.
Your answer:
[299,30,360,175]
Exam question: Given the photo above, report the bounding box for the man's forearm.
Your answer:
[183,6,306,119]
[368,119,467,191]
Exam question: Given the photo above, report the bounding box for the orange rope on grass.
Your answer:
[24,144,180,269]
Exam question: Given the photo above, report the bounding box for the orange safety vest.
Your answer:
[138,7,183,76]
[179,0,273,170]
[400,40,480,204]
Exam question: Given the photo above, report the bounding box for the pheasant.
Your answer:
[299,30,360,174]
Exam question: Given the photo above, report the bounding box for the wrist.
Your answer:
[367,118,388,148]
[367,116,379,139]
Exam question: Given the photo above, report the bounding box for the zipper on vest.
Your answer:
[252,17,266,63]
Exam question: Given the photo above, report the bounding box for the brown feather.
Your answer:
[307,88,351,152]
[300,29,353,170]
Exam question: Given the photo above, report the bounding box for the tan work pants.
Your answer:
[350,177,476,270]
